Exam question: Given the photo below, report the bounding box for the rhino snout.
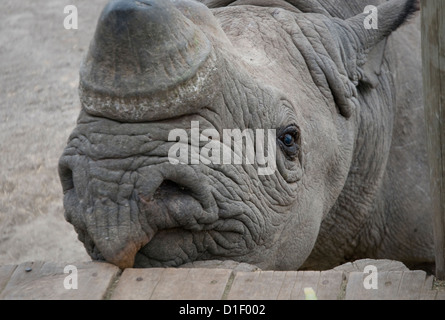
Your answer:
[60,157,219,269]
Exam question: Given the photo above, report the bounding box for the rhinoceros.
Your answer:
[58,0,435,271]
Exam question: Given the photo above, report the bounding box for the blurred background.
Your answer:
[0,0,112,265]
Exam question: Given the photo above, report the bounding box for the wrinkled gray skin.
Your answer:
[59,0,434,270]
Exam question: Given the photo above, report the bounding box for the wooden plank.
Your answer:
[0,265,17,295]
[136,268,232,300]
[110,268,165,300]
[420,275,437,300]
[345,271,404,300]
[0,261,120,300]
[225,270,344,300]
[180,268,232,300]
[1,263,439,300]
[397,271,427,300]
[276,272,298,300]
[421,0,445,280]
[316,271,345,300]
[345,271,373,300]
[90,267,234,300]
[436,290,445,300]
[289,271,321,300]
[378,271,405,300]
[278,271,344,300]
[149,268,190,300]
[243,271,287,300]
[227,271,329,300]
[225,271,260,300]
[345,271,429,300]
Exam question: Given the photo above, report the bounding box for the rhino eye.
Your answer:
[278,125,300,160]
[283,134,294,146]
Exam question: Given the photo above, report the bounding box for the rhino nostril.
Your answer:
[154,180,190,198]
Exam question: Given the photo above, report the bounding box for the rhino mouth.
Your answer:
[133,227,251,268]
[133,179,251,267]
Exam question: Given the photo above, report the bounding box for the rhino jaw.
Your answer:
[79,0,218,122]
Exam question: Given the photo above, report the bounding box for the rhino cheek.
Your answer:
[274,197,325,270]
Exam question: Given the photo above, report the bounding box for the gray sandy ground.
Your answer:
[0,0,111,265]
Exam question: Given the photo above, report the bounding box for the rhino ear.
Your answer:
[359,38,388,88]
[332,0,419,87]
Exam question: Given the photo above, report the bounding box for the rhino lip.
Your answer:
[133,216,251,268]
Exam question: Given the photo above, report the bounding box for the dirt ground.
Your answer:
[0,0,112,265]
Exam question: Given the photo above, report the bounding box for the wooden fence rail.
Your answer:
[421,0,445,280]
[0,260,444,300]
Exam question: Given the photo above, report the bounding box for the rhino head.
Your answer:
[59,0,419,269]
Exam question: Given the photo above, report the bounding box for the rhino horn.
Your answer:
[79,0,217,122]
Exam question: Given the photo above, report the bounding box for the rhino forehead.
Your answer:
[212,6,350,122]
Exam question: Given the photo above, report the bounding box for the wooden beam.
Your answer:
[421,0,445,280]
[0,261,120,300]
